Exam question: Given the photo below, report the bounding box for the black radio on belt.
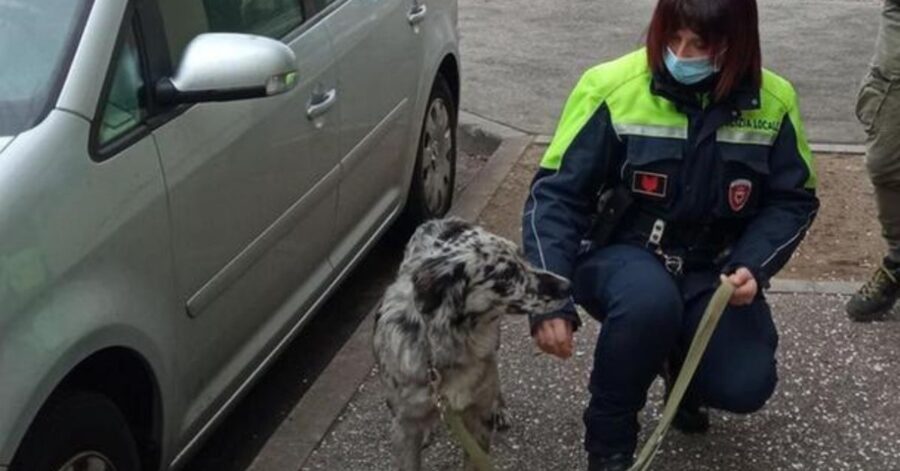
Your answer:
[589,185,634,247]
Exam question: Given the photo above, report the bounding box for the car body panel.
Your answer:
[149,18,341,447]
[326,0,421,268]
[0,110,178,465]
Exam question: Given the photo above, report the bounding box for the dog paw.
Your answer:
[488,408,511,432]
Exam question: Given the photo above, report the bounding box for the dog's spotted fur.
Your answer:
[373,218,570,470]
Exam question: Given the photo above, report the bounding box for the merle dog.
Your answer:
[373,218,570,471]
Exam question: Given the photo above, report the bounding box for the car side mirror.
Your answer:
[156,33,298,105]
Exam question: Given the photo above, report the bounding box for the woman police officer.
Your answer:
[521,0,819,469]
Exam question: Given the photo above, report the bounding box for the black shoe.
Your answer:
[662,362,710,434]
[847,263,900,322]
[671,402,710,434]
[588,453,634,471]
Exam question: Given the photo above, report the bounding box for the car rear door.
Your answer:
[147,0,341,440]
[322,0,424,268]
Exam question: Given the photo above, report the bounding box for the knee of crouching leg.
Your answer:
[615,281,683,332]
[712,367,777,414]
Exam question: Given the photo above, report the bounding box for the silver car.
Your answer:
[0,0,458,469]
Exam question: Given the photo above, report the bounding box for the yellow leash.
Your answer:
[441,407,496,471]
[429,370,496,471]
[629,280,736,471]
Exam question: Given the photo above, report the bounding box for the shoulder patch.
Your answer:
[632,171,668,198]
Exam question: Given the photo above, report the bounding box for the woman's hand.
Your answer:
[721,267,758,306]
[534,318,574,359]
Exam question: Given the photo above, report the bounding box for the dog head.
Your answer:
[409,221,570,320]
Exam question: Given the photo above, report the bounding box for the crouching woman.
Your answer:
[520,0,819,469]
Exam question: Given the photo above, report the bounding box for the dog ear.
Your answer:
[411,255,467,315]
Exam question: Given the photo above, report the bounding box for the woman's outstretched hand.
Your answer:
[534,318,574,359]
[721,267,758,306]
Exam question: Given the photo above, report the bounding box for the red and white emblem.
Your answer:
[632,171,668,198]
[729,179,753,212]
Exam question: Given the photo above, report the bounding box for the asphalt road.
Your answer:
[458,0,881,144]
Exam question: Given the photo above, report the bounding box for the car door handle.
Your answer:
[408,4,427,25]
[306,89,337,120]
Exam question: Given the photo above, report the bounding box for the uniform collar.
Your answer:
[650,68,715,111]
[651,70,761,112]
[730,79,761,111]
[651,71,762,148]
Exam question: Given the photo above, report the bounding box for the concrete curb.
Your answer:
[768,278,861,295]
[449,136,534,220]
[247,111,535,471]
[459,110,530,143]
[453,111,533,220]
[451,111,533,220]
[247,314,376,471]
[809,143,866,155]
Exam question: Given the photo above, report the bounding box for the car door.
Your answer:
[324,0,424,267]
[148,0,341,438]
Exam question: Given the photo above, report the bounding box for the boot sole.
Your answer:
[846,298,898,322]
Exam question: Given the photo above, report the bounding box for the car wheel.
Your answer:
[10,391,141,471]
[401,74,457,228]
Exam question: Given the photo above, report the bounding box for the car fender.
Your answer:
[399,0,461,202]
[0,306,171,465]
[0,112,180,468]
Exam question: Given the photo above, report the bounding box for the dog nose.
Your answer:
[556,277,572,295]
[537,271,571,298]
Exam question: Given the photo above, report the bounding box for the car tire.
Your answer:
[398,74,458,233]
[10,391,141,471]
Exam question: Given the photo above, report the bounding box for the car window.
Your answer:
[0,0,91,136]
[311,0,337,10]
[207,0,305,37]
[98,21,146,146]
[158,0,304,67]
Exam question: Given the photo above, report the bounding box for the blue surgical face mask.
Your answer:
[664,47,718,85]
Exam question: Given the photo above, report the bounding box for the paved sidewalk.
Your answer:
[458,0,880,144]
[302,144,900,470]
[304,294,900,470]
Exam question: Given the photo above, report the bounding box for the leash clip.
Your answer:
[428,367,446,417]
[645,218,683,276]
[662,253,684,276]
[428,366,442,387]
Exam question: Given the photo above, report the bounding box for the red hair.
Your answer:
[646,0,762,101]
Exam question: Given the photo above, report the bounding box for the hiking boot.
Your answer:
[847,263,900,322]
[588,453,634,471]
[662,361,710,434]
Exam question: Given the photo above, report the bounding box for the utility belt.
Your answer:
[589,187,736,276]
